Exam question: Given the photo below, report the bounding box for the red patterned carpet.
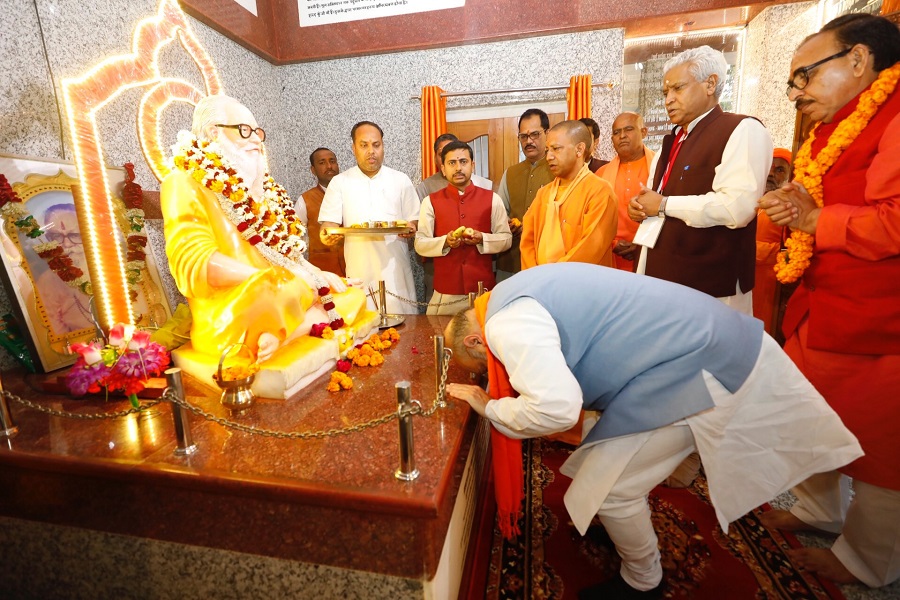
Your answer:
[483,439,845,600]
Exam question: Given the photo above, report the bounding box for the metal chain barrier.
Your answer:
[162,349,453,440]
[384,289,470,309]
[1,389,162,420]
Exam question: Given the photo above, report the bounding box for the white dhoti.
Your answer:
[560,334,864,590]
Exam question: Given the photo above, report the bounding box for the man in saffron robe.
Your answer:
[161,95,365,362]
[759,14,900,588]
[298,147,345,276]
[596,112,655,272]
[519,121,617,270]
[444,263,861,599]
[752,148,792,334]
[415,141,511,315]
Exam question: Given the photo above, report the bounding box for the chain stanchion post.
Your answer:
[0,372,18,438]
[468,292,476,308]
[394,381,419,481]
[434,335,447,409]
[164,368,197,456]
[477,281,485,297]
[378,280,388,326]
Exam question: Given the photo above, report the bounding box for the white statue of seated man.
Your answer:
[160,94,369,364]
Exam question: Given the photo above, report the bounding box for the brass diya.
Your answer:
[214,343,257,409]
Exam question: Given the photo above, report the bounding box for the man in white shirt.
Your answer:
[445,263,861,599]
[626,46,773,491]
[319,121,420,314]
[415,141,510,315]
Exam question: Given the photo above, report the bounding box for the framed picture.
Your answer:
[0,153,172,373]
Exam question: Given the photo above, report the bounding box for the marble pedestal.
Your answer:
[0,316,491,599]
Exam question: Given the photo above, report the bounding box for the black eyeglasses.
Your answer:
[785,48,850,96]
[215,123,266,142]
[517,130,546,143]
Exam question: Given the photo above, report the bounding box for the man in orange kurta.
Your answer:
[753,147,791,334]
[299,148,345,276]
[759,14,900,588]
[596,112,655,271]
[520,120,617,270]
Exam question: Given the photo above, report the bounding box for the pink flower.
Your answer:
[336,359,351,373]
[70,341,103,365]
[108,323,136,349]
[128,329,151,351]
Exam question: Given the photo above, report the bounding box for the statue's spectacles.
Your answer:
[216,123,266,142]
[785,48,850,96]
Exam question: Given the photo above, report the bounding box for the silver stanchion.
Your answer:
[434,335,446,408]
[394,381,419,481]
[477,281,485,296]
[0,371,18,438]
[164,368,197,456]
[378,280,387,326]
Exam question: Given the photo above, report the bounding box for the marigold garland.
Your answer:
[324,327,402,391]
[776,62,900,283]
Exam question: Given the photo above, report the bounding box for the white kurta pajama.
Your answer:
[319,165,420,314]
[483,297,863,591]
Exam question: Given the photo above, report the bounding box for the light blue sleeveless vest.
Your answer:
[485,263,764,444]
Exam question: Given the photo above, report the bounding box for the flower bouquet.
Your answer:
[65,324,171,407]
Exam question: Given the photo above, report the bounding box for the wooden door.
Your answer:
[447,112,565,191]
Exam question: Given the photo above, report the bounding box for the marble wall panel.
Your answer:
[280,28,625,193]
[740,2,821,150]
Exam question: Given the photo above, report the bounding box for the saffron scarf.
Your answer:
[474,292,524,540]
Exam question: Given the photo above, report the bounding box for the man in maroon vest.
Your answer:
[415,141,512,315]
[627,45,773,492]
[628,45,773,317]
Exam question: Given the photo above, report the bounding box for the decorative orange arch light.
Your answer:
[61,0,222,330]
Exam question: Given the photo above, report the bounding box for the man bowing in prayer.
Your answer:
[319,121,420,315]
[760,13,900,589]
[444,263,861,599]
[519,121,617,269]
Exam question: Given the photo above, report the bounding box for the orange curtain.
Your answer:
[421,86,447,180]
[566,74,592,121]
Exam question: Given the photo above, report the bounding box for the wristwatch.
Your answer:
[658,196,668,217]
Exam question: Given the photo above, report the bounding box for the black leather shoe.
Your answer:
[578,573,662,600]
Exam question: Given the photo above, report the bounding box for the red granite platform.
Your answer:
[0,315,483,580]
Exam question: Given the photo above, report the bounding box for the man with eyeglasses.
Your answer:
[31,203,94,334]
[495,108,554,281]
[626,45,773,495]
[758,13,900,589]
[597,112,656,272]
[319,121,420,315]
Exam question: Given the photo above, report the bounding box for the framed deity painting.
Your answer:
[0,153,172,372]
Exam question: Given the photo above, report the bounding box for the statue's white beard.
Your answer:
[219,136,265,197]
